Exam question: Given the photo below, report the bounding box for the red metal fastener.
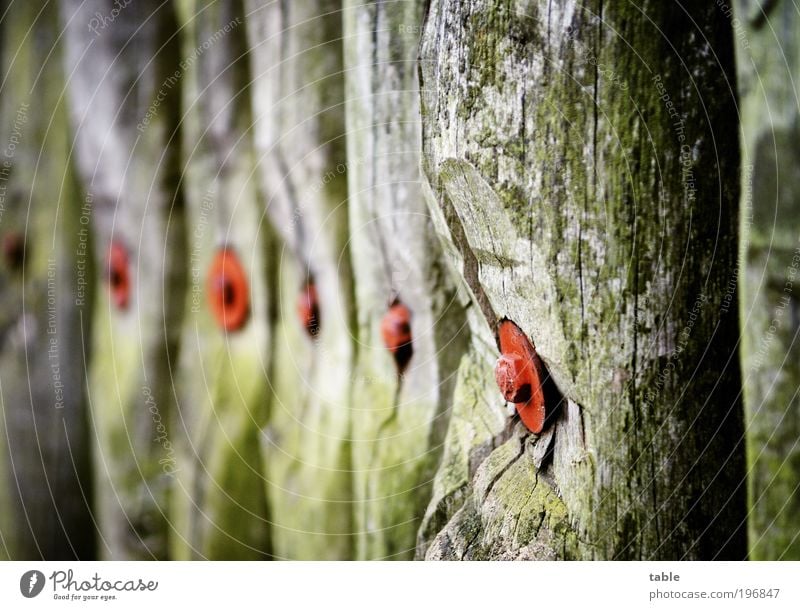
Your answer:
[2,232,25,270]
[207,246,250,332]
[297,280,320,337]
[381,299,413,372]
[107,240,130,310]
[495,353,533,403]
[495,318,545,433]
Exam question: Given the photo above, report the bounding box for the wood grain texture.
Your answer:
[418,0,746,560]
[171,0,272,560]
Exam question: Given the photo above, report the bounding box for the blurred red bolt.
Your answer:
[207,247,249,332]
[297,281,320,337]
[107,240,130,310]
[495,318,545,433]
[381,300,413,372]
[2,232,25,270]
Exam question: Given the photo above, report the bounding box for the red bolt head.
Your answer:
[297,281,320,337]
[495,353,532,403]
[495,318,545,434]
[381,300,413,372]
[207,247,249,332]
[107,240,130,310]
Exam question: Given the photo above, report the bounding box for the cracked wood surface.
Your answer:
[417,0,746,560]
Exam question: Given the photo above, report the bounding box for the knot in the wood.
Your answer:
[381,300,413,372]
[495,353,532,403]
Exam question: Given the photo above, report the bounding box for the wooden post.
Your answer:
[246,0,355,560]
[0,0,95,560]
[418,0,746,560]
[170,0,272,560]
[734,0,800,560]
[61,0,185,559]
[342,0,468,559]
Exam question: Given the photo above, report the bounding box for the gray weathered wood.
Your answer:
[61,0,185,559]
[170,0,272,560]
[246,0,355,560]
[343,0,468,559]
[418,0,746,559]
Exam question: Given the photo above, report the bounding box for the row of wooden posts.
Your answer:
[0,0,797,561]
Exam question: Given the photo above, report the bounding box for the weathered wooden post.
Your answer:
[246,0,355,559]
[734,0,800,560]
[61,0,185,559]
[170,0,272,559]
[417,1,746,559]
[0,0,95,560]
[342,0,468,559]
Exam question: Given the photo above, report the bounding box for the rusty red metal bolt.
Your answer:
[495,318,545,434]
[107,240,130,310]
[297,280,320,337]
[207,246,249,332]
[495,353,532,403]
[381,300,413,372]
